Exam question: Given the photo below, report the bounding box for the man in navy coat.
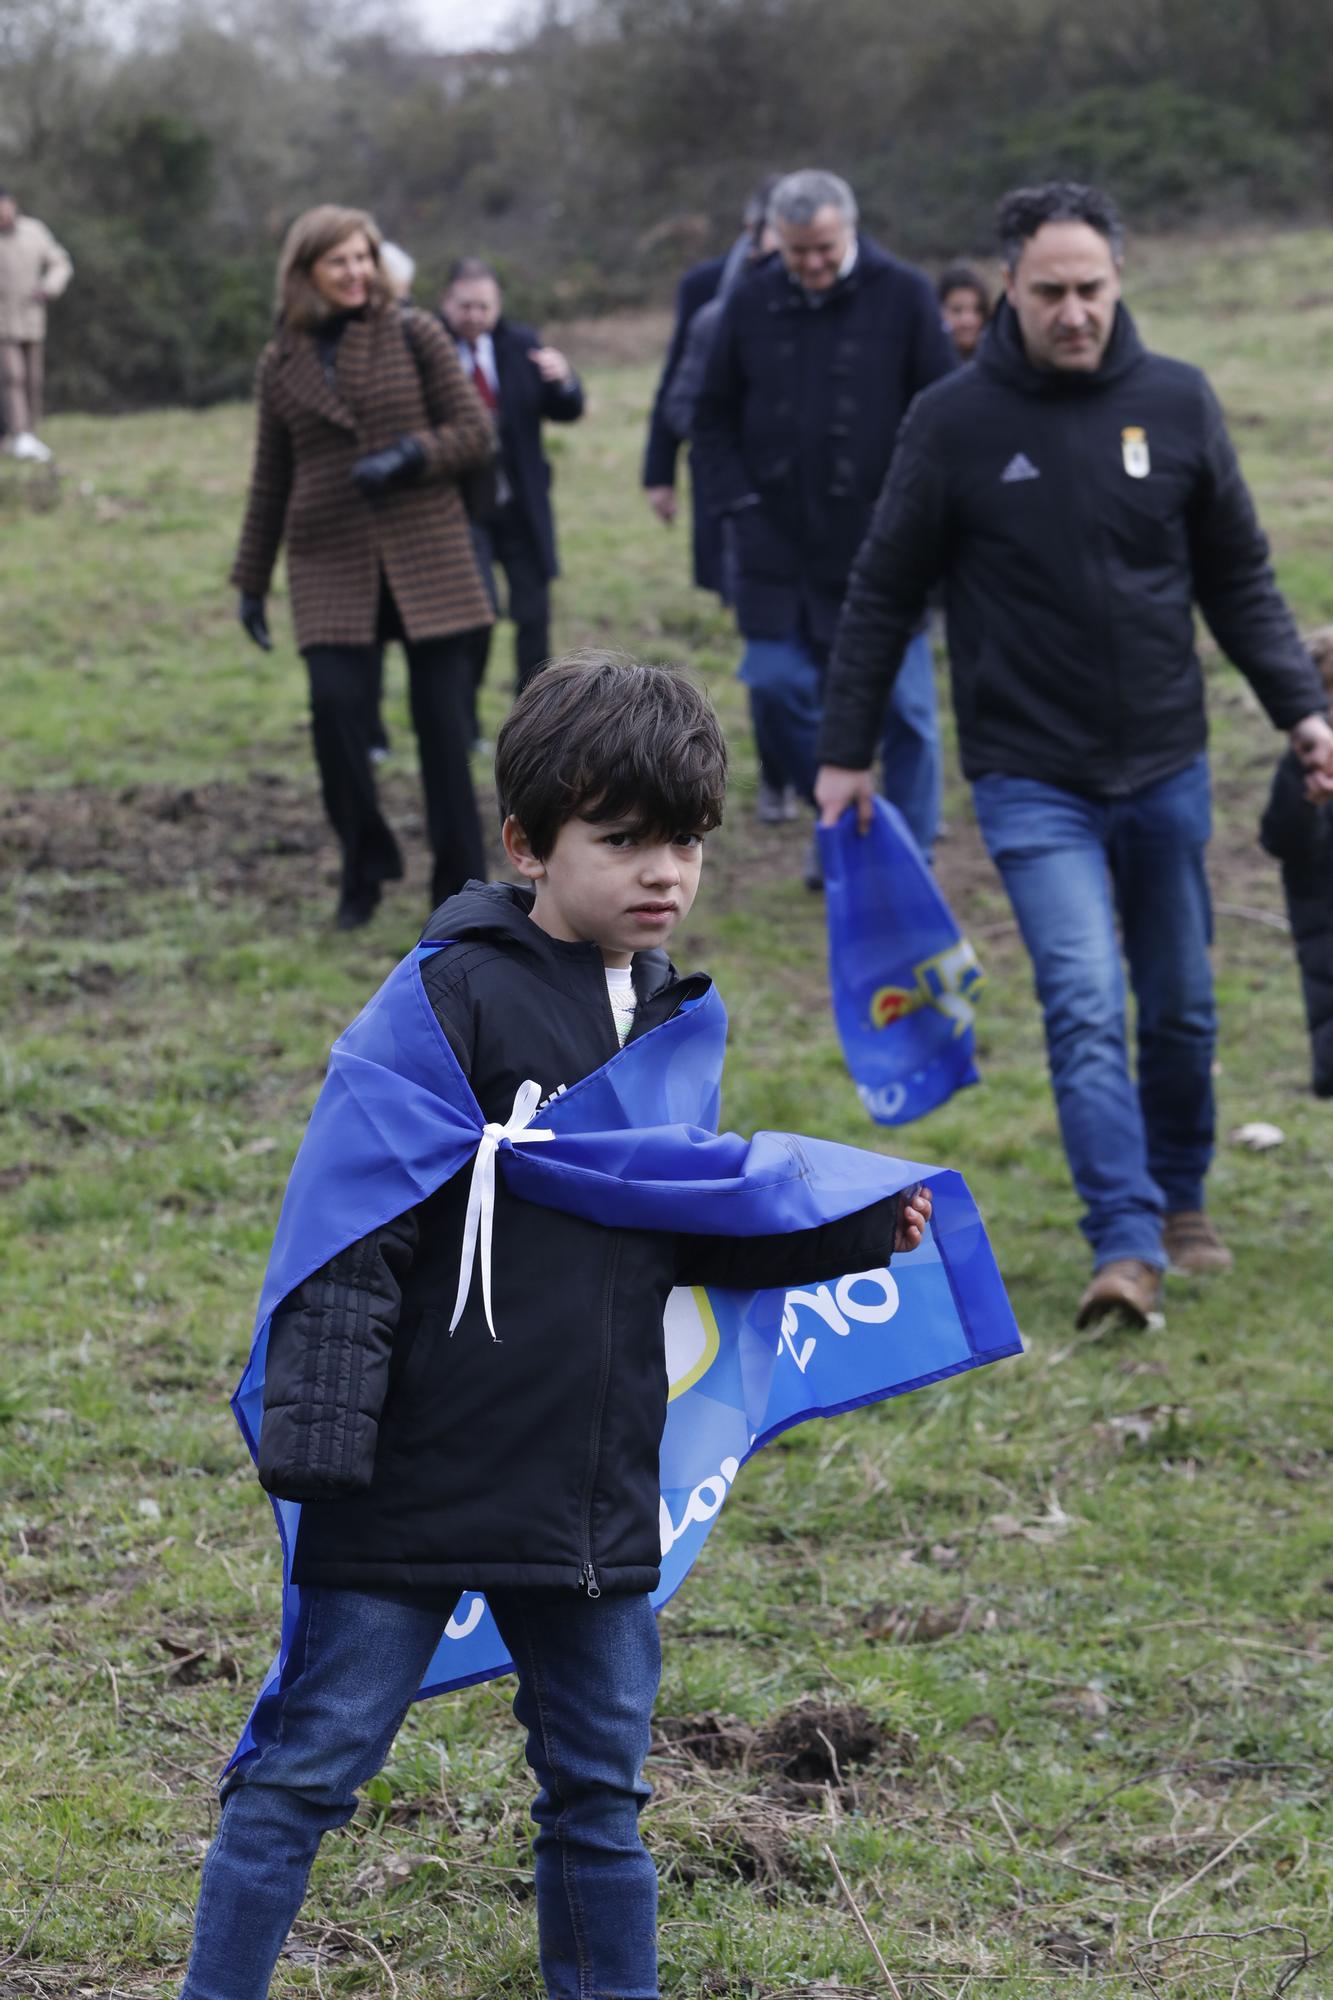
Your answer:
[442,259,585,699]
[641,182,777,599]
[693,170,956,865]
[642,247,727,595]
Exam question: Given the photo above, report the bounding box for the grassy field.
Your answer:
[1,229,1331,2000]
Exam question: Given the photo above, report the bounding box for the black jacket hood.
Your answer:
[422,878,677,1005]
[976,298,1146,397]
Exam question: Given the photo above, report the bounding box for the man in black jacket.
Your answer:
[692,169,956,867]
[442,258,585,700]
[816,182,1333,1328]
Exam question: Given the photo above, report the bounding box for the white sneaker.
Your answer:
[756,779,800,825]
[11,431,53,463]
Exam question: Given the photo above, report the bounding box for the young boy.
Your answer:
[179,653,931,2000]
[1260,626,1333,1097]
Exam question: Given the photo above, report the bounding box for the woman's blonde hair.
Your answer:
[275,205,394,330]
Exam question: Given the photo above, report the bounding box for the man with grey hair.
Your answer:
[692,168,954,873]
[816,181,1333,1326]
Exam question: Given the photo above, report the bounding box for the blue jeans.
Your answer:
[971,759,1216,1268]
[180,1587,661,2000]
[739,629,941,854]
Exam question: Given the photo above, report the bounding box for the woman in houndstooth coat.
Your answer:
[232,205,497,930]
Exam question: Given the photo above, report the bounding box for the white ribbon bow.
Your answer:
[449,1079,555,1339]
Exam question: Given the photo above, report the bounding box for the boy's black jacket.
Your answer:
[820,301,1324,797]
[259,883,901,1596]
[1259,751,1333,1095]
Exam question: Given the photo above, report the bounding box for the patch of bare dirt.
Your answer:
[1,766,495,935]
[654,1695,913,1797]
[0,457,61,514]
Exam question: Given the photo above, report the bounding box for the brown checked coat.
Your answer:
[231,305,495,650]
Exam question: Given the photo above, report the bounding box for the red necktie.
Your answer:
[468,344,498,412]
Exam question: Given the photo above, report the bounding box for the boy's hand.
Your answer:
[894,1183,933,1253]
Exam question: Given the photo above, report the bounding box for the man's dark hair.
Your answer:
[495,651,728,860]
[995,182,1125,269]
[937,261,990,312]
[446,256,499,289]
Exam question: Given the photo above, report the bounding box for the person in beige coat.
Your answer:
[0,189,73,462]
[232,204,496,929]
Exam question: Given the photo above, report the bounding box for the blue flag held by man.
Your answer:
[820,798,984,1126]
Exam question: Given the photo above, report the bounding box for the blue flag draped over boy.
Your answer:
[230,941,1021,1768]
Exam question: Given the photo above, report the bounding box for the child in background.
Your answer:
[1260,626,1333,1096]
[177,653,931,2000]
[937,261,991,361]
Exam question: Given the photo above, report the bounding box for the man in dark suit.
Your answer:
[643,252,726,595]
[441,258,585,699]
[642,182,776,599]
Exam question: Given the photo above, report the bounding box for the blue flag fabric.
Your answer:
[229,944,1020,1769]
[819,799,985,1126]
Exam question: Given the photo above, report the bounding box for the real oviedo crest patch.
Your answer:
[1121,425,1150,478]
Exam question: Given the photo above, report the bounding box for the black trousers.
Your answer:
[304,634,486,910]
[466,504,552,710]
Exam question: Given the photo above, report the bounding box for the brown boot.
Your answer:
[1075,1258,1163,1329]
[1163,1209,1233,1274]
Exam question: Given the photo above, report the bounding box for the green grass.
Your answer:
[1,230,1331,1999]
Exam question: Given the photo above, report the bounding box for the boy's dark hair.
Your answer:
[995,182,1125,269]
[937,260,990,313]
[496,651,728,860]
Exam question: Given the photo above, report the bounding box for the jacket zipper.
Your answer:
[1077,395,1123,778]
[577,1234,619,1596]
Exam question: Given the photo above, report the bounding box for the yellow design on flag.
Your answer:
[664,1286,722,1401]
[871,941,984,1039]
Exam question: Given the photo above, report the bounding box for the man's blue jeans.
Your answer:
[971,759,1216,1268]
[179,1586,661,2000]
[739,629,941,854]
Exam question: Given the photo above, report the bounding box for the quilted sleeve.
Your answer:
[257,1206,418,1500]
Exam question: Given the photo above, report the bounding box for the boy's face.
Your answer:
[504,813,704,968]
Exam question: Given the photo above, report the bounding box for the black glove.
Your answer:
[238,593,272,651]
[352,435,425,499]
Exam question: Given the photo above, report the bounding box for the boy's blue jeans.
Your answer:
[180,1585,661,2000]
[971,758,1216,1269]
[739,629,941,855]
